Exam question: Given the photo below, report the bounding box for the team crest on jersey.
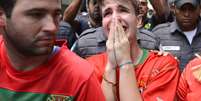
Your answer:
[47,94,74,101]
[138,79,147,93]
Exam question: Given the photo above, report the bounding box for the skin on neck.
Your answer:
[4,40,50,71]
[179,24,197,31]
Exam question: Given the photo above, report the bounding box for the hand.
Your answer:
[114,19,132,65]
[106,18,132,68]
[150,50,169,56]
[192,64,201,81]
[106,18,117,69]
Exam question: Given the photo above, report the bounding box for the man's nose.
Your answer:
[42,15,58,33]
[184,9,191,17]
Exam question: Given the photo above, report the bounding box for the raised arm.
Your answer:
[115,19,142,101]
[101,19,117,101]
[63,0,82,24]
[102,18,142,101]
[101,64,117,101]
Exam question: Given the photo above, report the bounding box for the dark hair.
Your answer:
[0,0,16,18]
[86,0,98,10]
[97,0,139,15]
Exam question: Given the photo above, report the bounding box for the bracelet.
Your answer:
[119,61,133,68]
[103,74,117,86]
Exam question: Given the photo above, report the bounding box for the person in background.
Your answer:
[57,0,102,49]
[152,0,201,70]
[73,27,106,58]
[0,0,105,100]
[56,21,76,48]
[138,0,149,29]
[86,0,180,100]
[168,0,175,15]
[148,0,174,30]
[63,0,102,35]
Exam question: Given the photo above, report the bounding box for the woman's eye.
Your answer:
[103,11,111,17]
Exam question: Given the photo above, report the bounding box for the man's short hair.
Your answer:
[97,0,139,15]
[0,0,16,18]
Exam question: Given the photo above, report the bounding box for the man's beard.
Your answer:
[91,11,102,26]
[3,25,53,57]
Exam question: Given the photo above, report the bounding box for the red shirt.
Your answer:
[177,57,201,101]
[87,50,180,101]
[0,37,105,101]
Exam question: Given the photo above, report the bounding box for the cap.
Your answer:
[175,0,199,8]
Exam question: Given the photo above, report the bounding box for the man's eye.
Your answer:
[27,12,45,19]
[55,12,61,18]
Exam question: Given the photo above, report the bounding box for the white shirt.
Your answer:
[183,27,197,44]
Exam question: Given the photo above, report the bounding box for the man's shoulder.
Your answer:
[79,28,97,38]
[78,27,105,45]
[152,22,172,33]
[87,53,107,63]
[150,51,178,63]
[86,53,107,72]
[138,29,156,38]
[79,27,104,38]
[86,53,107,68]
[75,27,106,58]
[145,51,179,70]
[57,47,95,80]
[137,29,158,50]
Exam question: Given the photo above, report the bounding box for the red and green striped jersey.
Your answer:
[0,37,105,101]
[87,50,180,101]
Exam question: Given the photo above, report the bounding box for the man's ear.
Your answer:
[0,10,6,27]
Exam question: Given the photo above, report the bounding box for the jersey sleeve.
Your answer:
[76,72,105,101]
[142,55,180,101]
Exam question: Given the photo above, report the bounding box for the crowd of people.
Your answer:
[0,0,201,101]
